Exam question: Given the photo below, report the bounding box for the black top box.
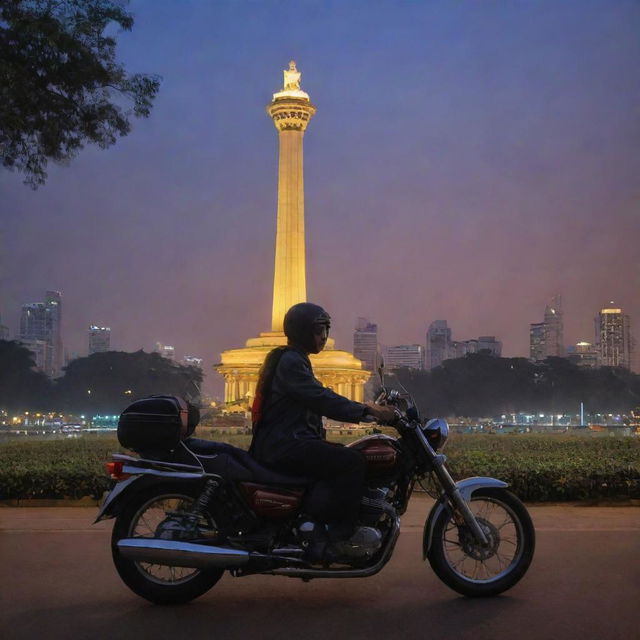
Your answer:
[117,395,198,453]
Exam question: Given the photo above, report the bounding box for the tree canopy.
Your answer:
[0,342,203,414]
[0,0,160,187]
[0,339,52,411]
[393,354,640,418]
[56,350,203,414]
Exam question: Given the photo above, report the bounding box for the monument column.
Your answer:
[216,62,369,408]
[267,61,316,332]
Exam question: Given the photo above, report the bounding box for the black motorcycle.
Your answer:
[96,381,535,604]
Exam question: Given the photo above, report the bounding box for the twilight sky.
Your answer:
[1,0,639,393]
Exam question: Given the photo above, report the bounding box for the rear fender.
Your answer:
[93,473,206,523]
[422,476,508,558]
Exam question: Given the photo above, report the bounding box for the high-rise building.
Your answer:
[19,290,63,377]
[385,344,424,370]
[544,296,564,357]
[529,296,564,361]
[88,326,111,355]
[353,318,379,372]
[18,338,48,372]
[426,320,451,370]
[595,304,632,369]
[529,322,546,361]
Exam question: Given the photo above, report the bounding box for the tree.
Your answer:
[0,339,52,411]
[55,350,203,414]
[0,0,160,187]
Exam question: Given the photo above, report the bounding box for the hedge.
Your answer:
[0,433,638,502]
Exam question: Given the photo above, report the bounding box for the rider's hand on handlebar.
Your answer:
[365,402,397,424]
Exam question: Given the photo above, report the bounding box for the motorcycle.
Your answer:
[96,370,535,604]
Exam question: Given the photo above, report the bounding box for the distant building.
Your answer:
[595,304,632,369]
[18,338,49,372]
[529,322,546,361]
[19,290,63,377]
[353,318,378,372]
[182,355,203,369]
[155,342,175,360]
[529,295,564,361]
[426,320,451,370]
[0,313,9,340]
[544,296,564,357]
[450,336,502,359]
[385,344,424,370]
[477,336,502,356]
[88,326,111,355]
[567,341,599,368]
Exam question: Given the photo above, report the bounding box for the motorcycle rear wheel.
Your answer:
[427,487,535,597]
[112,485,224,604]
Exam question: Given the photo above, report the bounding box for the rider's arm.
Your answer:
[278,350,367,424]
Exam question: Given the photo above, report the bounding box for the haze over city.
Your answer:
[1,0,638,394]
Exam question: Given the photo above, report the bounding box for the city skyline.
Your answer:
[5,290,635,377]
[1,1,638,393]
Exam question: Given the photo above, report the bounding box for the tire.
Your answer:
[111,485,224,604]
[427,488,535,597]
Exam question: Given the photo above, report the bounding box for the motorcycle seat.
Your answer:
[184,438,312,486]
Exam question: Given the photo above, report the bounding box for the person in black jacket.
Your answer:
[250,302,396,557]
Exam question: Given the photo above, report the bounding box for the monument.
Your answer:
[216,61,369,408]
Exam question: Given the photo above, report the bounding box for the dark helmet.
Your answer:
[283,302,331,353]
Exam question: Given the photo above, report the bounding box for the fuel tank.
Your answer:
[347,434,399,476]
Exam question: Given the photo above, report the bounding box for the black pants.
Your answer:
[271,439,366,532]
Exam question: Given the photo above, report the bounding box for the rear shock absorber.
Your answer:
[185,478,220,530]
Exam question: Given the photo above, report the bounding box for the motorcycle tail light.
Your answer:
[105,460,130,480]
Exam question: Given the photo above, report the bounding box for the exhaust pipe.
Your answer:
[117,538,250,569]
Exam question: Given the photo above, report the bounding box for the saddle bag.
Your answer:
[117,395,199,453]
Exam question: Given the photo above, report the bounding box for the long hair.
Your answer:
[251,346,290,434]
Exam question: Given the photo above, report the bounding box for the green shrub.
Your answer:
[0,433,638,502]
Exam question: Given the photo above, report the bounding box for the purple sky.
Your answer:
[1,0,639,393]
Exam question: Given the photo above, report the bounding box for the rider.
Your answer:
[249,302,396,556]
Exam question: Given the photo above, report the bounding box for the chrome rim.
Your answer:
[441,496,524,584]
[127,494,215,585]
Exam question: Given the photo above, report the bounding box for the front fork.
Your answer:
[414,425,491,546]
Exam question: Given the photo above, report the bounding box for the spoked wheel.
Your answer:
[427,488,535,597]
[112,485,223,604]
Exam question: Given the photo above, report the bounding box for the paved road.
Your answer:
[1,497,639,640]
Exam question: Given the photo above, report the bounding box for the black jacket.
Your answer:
[250,347,367,465]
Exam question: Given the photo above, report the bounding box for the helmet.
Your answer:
[283,302,331,353]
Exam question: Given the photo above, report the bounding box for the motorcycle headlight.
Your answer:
[422,418,449,451]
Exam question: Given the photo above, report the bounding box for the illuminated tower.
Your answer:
[267,61,316,331]
[216,62,368,408]
[595,303,632,369]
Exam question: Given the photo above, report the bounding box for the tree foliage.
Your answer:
[56,350,203,414]
[0,342,203,414]
[0,0,160,186]
[0,339,52,411]
[394,354,640,418]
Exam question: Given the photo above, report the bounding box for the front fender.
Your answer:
[422,476,508,558]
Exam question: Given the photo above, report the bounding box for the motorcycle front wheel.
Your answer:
[427,487,535,597]
[111,485,224,604]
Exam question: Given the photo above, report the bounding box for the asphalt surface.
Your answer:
[1,496,639,640]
